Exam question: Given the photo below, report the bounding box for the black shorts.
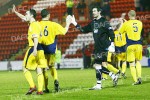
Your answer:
[93,51,108,64]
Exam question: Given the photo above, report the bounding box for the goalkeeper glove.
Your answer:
[108,42,115,53]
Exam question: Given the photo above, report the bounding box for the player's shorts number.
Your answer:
[133,23,138,32]
[44,26,48,36]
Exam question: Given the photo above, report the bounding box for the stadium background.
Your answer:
[0,0,150,70]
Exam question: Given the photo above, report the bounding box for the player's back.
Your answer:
[40,21,66,45]
[114,30,126,47]
[123,20,142,41]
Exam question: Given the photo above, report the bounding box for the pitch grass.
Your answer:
[0,68,150,100]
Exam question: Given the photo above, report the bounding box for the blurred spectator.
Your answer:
[77,0,86,16]
[140,0,150,11]
[66,0,74,15]
[7,60,12,71]
[56,47,62,69]
[102,0,111,20]
[134,0,140,11]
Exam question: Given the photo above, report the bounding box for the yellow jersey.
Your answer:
[114,30,126,47]
[120,20,142,45]
[28,21,41,46]
[40,21,66,45]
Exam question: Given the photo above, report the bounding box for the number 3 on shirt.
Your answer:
[44,26,48,36]
[133,23,138,32]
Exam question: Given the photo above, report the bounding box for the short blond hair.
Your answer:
[128,10,136,17]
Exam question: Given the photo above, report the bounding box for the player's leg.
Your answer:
[107,63,120,74]
[36,48,48,94]
[121,61,127,79]
[107,52,120,74]
[23,68,36,95]
[89,64,102,90]
[136,60,142,83]
[120,53,127,78]
[135,45,143,84]
[49,54,59,92]
[102,64,108,80]
[127,45,139,85]
[23,47,36,95]
[43,68,49,93]
[117,60,122,70]
[49,65,59,92]
[102,62,119,87]
[36,67,44,95]
[42,54,50,93]
[129,62,139,85]
[103,52,119,86]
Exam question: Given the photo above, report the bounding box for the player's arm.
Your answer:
[31,24,39,56]
[105,20,115,43]
[54,15,72,35]
[65,15,72,33]
[72,15,92,33]
[12,5,27,21]
[119,22,126,34]
[32,35,38,56]
[105,20,115,52]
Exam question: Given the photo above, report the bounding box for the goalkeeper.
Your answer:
[71,6,119,90]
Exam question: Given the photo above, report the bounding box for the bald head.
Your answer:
[128,10,136,19]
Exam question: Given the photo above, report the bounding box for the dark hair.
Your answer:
[92,6,102,12]
[29,9,36,19]
[41,9,49,18]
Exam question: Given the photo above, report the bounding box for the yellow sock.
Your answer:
[136,61,142,78]
[24,70,35,88]
[37,73,44,92]
[50,67,58,80]
[43,70,48,90]
[107,63,119,74]
[122,62,126,74]
[130,66,137,82]
[102,73,108,79]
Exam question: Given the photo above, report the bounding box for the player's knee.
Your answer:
[122,61,126,65]
[48,63,55,68]
[129,62,135,67]
[37,68,43,74]
[23,67,28,73]
[93,64,102,69]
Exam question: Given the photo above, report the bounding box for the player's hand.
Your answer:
[12,4,16,13]
[66,15,72,25]
[108,42,115,53]
[71,15,77,26]
[33,49,37,57]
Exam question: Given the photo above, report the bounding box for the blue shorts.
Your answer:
[41,41,57,54]
[115,45,126,53]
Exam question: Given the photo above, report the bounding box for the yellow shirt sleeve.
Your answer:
[119,21,127,34]
[30,22,41,38]
[54,22,67,35]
